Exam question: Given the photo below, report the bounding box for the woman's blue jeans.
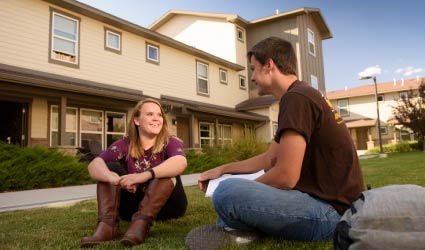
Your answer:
[212,178,341,241]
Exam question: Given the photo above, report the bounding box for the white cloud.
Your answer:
[395,68,404,74]
[394,66,424,76]
[358,65,382,78]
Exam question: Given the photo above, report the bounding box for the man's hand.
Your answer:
[198,167,223,193]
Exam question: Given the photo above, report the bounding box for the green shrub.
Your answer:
[365,141,420,154]
[183,134,268,174]
[0,142,92,192]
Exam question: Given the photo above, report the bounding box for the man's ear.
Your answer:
[266,58,275,70]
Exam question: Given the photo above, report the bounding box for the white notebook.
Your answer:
[205,170,265,197]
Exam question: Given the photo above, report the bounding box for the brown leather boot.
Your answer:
[120,178,174,246]
[80,182,122,247]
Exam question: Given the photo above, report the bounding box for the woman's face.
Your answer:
[133,102,163,137]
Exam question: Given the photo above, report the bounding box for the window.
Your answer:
[399,91,408,100]
[105,112,126,147]
[50,106,78,147]
[219,68,228,84]
[105,28,121,53]
[272,122,278,137]
[197,61,209,95]
[380,126,388,135]
[377,94,384,102]
[236,27,244,42]
[50,9,79,66]
[50,106,127,150]
[80,109,103,151]
[337,99,349,116]
[239,75,247,89]
[308,29,316,56]
[146,43,159,64]
[199,122,214,147]
[311,75,318,89]
[217,124,232,145]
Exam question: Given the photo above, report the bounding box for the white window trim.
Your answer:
[51,11,79,64]
[218,124,232,145]
[50,105,78,147]
[239,75,247,90]
[337,99,349,117]
[106,30,121,51]
[105,111,126,135]
[310,75,318,89]
[272,122,278,138]
[308,28,316,56]
[219,68,228,84]
[80,108,104,150]
[236,27,244,42]
[146,43,159,64]
[399,91,408,99]
[105,111,126,147]
[380,126,388,135]
[199,122,214,148]
[197,61,209,95]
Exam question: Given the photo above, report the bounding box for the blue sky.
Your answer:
[77,0,425,91]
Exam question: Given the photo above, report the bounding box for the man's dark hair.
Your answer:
[247,37,297,75]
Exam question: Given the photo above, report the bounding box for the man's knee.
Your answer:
[212,178,249,205]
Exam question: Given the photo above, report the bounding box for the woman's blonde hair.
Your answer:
[127,98,170,159]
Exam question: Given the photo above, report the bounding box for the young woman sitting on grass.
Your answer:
[81,98,187,247]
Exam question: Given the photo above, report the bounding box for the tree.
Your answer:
[393,78,425,151]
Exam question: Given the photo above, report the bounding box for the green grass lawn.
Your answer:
[0,151,424,250]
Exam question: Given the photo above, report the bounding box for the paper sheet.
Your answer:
[205,170,265,197]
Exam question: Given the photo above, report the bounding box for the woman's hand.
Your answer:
[108,172,121,186]
[119,172,151,193]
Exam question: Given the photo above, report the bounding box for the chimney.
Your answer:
[401,78,405,86]
[417,75,420,82]
[344,86,348,91]
[393,78,396,86]
[276,9,279,14]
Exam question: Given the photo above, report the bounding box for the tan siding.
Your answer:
[156,15,237,63]
[0,0,248,108]
[31,98,48,139]
[0,0,50,71]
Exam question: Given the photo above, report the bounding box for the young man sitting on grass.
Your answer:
[185,37,364,250]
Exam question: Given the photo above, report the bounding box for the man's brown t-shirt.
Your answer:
[274,80,364,214]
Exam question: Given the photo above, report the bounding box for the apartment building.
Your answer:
[327,78,422,150]
[149,8,332,140]
[0,0,331,153]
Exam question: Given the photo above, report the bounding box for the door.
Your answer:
[356,128,368,150]
[0,100,28,146]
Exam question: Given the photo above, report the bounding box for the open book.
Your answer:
[205,170,265,197]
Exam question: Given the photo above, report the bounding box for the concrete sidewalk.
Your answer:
[0,173,200,213]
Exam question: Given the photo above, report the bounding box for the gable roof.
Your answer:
[249,7,332,39]
[326,78,422,100]
[149,10,249,30]
[42,0,244,71]
[149,8,332,40]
